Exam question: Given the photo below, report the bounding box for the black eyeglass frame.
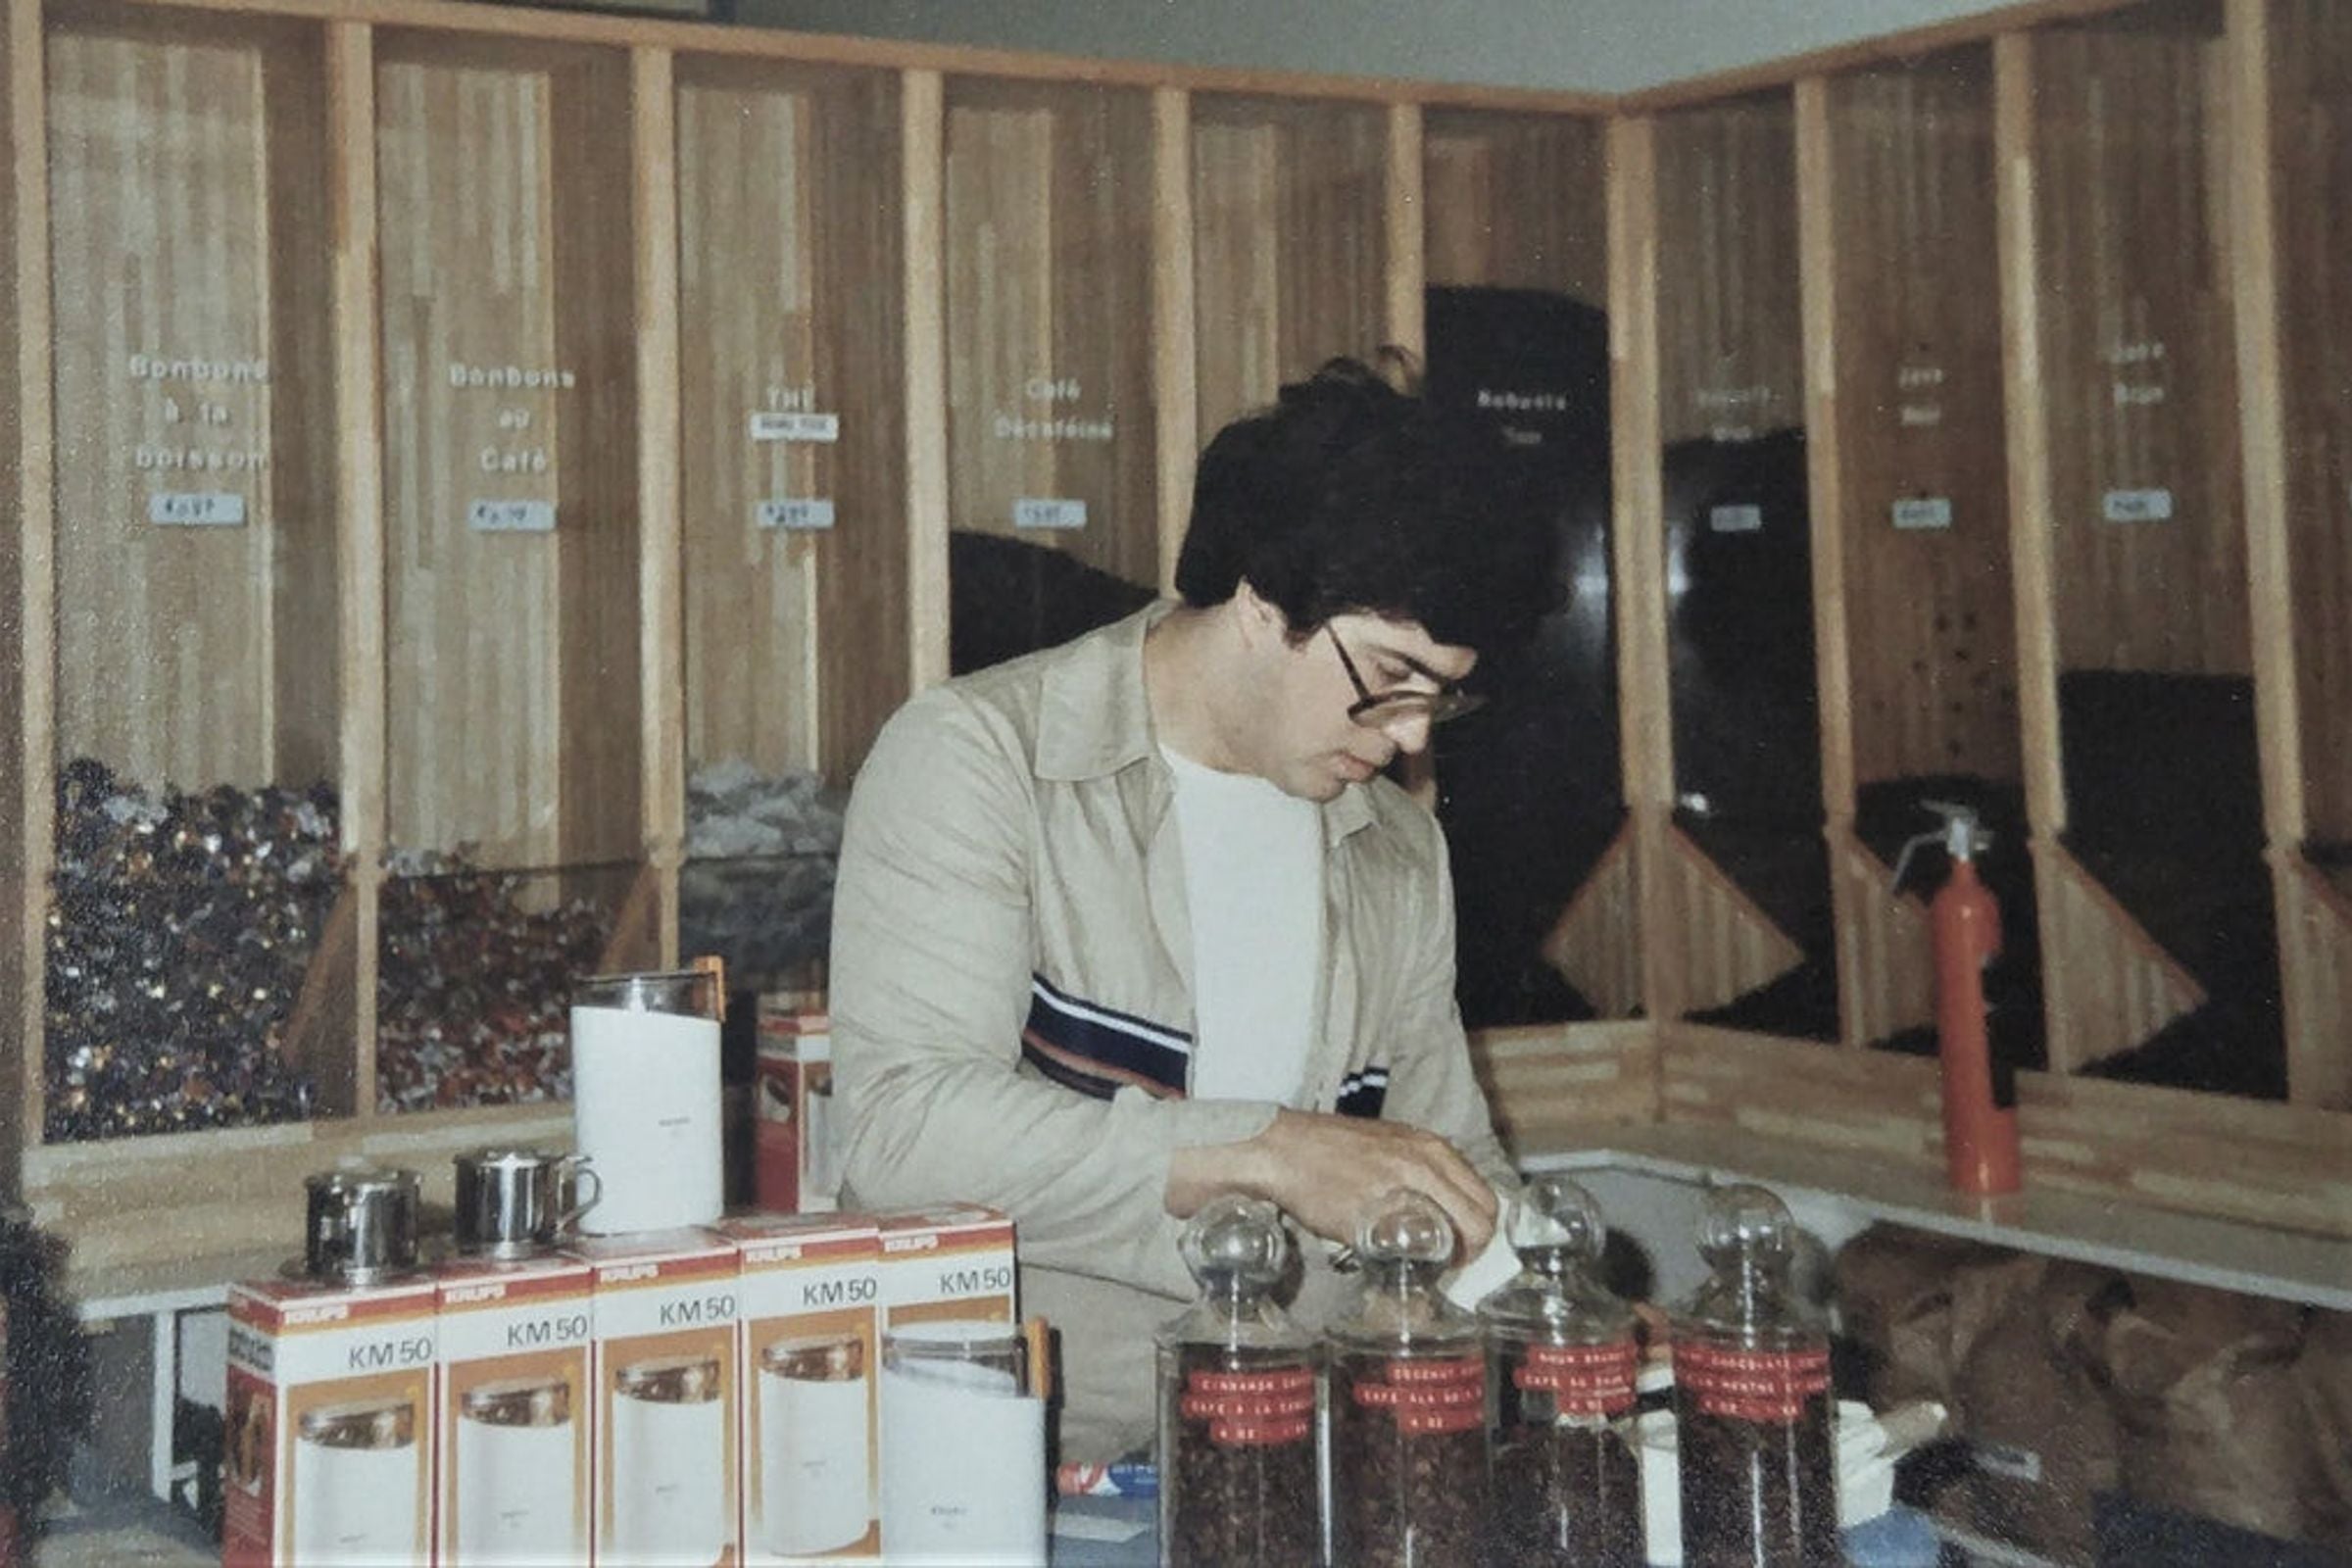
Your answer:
[1321,622,1487,728]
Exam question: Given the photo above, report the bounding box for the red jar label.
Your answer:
[1349,1355,1485,1436]
[1673,1343,1830,1423]
[1514,1340,1639,1416]
[1182,1367,1315,1447]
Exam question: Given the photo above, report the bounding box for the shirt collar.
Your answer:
[1036,601,1375,843]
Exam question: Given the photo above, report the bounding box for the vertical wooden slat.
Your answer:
[0,0,19,1184]
[2230,0,2324,1109]
[1151,85,1197,595]
[10,0,52,1158]
[1994,30,2077,1070]
[1383,101,1424,363]
[1794,76,1864,1047]
[1993,33,2065,840]
[329,20,385,1115]
[901,67,948,691]
[1606,115,1680,1034]
[632,44,682,965]
[1794,76,1855,827]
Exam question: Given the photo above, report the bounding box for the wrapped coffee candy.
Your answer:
[1155,1196,1321,1568]
[1479,1174,1643,1567]
[1327,1188,1488,1568]
[1669,1184,1838,1567]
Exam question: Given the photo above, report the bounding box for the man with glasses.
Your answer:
[830,357,1558,1459]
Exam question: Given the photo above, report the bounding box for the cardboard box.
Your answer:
[569,1229,742,1567]
[755,1001,838,1214]
[223,1273,438,1568]
[719,1213,883,1565]
[874,1204,1018,1336]
[434,1254,595,1566]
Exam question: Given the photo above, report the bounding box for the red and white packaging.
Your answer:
[568,1229,742,1568]
[755,1000,837,1214]
[874,1204,1018,1337]
[223,1273,438,1568]
[433,1254,595,1567]
[717,1213,882,1565]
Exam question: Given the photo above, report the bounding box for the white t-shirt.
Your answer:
[1160,745,1323,1105]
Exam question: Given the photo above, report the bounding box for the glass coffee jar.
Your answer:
[1479,1175,1643,1567]
[1669,1184,1838,1568]
[1155,1197,1321,1568]
[1326,1189,1488,1568]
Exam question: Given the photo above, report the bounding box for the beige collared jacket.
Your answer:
[830,604,1513,1459]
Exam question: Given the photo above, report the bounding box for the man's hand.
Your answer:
[1166,1108,1498,1261]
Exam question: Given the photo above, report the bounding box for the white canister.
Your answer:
[292,1398,422,1566]
[571,968,724,1235]
[457,1377,581,1566]
[877,1321,1046,1566]
[611,1354,727,1566]
[758,1334,871,1556]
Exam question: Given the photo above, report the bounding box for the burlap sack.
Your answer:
[1945,1256,2130,1567]
[1833,1224,2011,1407]
[2297,1309,2352,1552]
[2103,1277,2328,1546]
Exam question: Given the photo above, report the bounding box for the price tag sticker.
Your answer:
[2101,488,2173,524]
[147,491,246,527]
[1013,498,1089,531]
[1891,497,1953,531]
[1708,503,1764,534]
[750,411,840,444]
[756,499,836,531]
[467,500,557,533]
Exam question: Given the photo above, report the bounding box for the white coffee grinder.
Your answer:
[569,959,725,1235]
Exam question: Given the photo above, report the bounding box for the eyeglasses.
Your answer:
[1323,623,1487,728]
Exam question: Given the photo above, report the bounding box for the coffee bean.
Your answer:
[1674,1388,1838,1568]
[1162,1344,1321,1568]
[1329,1349,1489,1568]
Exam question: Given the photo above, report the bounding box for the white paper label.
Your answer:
[1891,497,1953,531]
[468,500,556,533]
[757,499,836,531]
[750,411,840,444]
[1012,498,1088,531]
[2101,488,2173,524]
[1708,503,1763,534]
[148,491,246,527]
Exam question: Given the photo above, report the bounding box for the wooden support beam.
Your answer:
[1152,86,1198,597]
[632,44,684,966]
[901,68,949,691]
[1604,114,1681,1037]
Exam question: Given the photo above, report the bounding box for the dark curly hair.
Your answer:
[1173,356,1558,662]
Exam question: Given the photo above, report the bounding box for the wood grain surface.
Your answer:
[1821,50,2021,789]
[943,76,1158,589]
[676,56,908,789]
[1189,93,1389,439]
[374,31,640,868]
[1423,108,1606,307]
[2030,3,2249,677]
[45,10,336,792]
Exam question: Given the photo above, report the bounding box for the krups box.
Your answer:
[569,1229,742,1567]
[754,998,838,1214]
[875,1204,1018,1334]
[433,1254,595,1567]
[223,1274,439,1568]
[718,1213,883,1565]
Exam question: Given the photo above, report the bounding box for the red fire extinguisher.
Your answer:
[1894,803,2022,1197]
